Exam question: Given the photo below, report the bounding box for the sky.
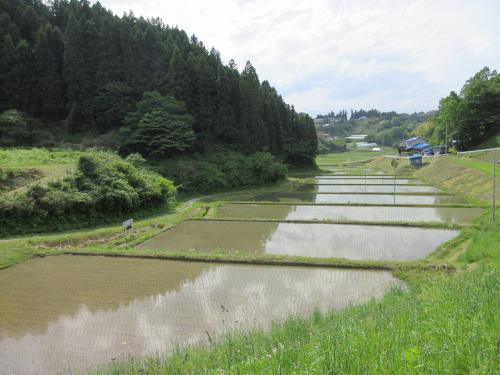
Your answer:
[96,0,500,116]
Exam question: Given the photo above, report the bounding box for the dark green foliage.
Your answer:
[0,154,176,235]
[156,151,287,193]
[0,110,32,146]
[0,167,43,192]
[0,1,317,164]
[285,113,318,164]
[433,67,500,149]
[120,92,196,158]
[92,81,135,133]
[0,109,55,147]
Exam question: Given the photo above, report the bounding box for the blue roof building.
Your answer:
[409,154,423,166]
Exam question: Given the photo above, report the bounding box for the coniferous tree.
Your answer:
[33,24,65,119]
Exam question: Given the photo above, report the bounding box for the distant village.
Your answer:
[314,114,453,167]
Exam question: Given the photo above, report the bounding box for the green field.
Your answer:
[316,149,394,166]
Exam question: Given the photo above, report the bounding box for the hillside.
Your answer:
[315,109,433,152]
[0,0,317,165]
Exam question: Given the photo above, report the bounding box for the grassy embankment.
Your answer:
[87,152,499,374]
[0,148,97,196]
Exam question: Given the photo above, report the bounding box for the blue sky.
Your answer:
[98,0,500,116]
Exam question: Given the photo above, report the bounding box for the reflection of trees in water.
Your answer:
[142,221,282,254]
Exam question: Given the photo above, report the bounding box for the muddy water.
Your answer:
[215,204,482,223]
[0,255,402,375]
[314,178,417,185]
[141,221,458,260]
[295,184,441,193]
[316,175,409,179]
[241,192,467,205]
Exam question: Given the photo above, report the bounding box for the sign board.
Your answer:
[123,218,133,231]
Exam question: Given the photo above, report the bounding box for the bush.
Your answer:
[155,151,287,193]
[0,154,176,235]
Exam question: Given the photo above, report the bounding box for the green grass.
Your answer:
[0,148,118,197]
[0,147,113,168]
[316,149,394,166]
[453,156,498,176]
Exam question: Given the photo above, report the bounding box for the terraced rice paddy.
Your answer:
[239,192,468,205]
[295,184,442,193]
[313,178,418,184]
[0,255,402,375]
[140,220,458,260]
[0,165,481,374]
[315,175,411,179]
[214,204,482,223]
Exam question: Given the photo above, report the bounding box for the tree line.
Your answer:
[425,67,500,149]
[0,0,317,164]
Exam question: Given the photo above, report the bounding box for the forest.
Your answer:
[0,0,318,165]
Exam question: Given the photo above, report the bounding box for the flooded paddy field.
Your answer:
[239,192,468,205]
[214,204,482,223]
[0,255,402,375]
[313,178,419,185]
[315,175,413,179]
[294,184,442,193]
[140,221,458,260]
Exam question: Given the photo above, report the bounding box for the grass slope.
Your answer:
[414,156,499,204]
[0,148,114,197]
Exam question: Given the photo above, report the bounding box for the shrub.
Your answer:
[0,154,176,235]
[155,151,287,193]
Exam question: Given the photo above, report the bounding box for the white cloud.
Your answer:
[96,0,500,115]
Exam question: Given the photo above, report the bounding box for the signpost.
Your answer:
[123,218,133,232]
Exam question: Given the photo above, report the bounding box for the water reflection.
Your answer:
[314,178,417,185]
[215,204,482,223]
[242,192,467,205]
[0,256,402,375]
[295,184,441,193]
[142,221,458,261]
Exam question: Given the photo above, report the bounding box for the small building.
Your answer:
[347,134,367,141]
[356,141,378,148]
[433,146,447,155]
[409,154,423,166]
[403,137,427,149]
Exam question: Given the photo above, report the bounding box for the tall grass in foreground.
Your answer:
[95,267,499,375]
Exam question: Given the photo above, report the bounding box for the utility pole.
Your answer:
[445,123,448,153]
